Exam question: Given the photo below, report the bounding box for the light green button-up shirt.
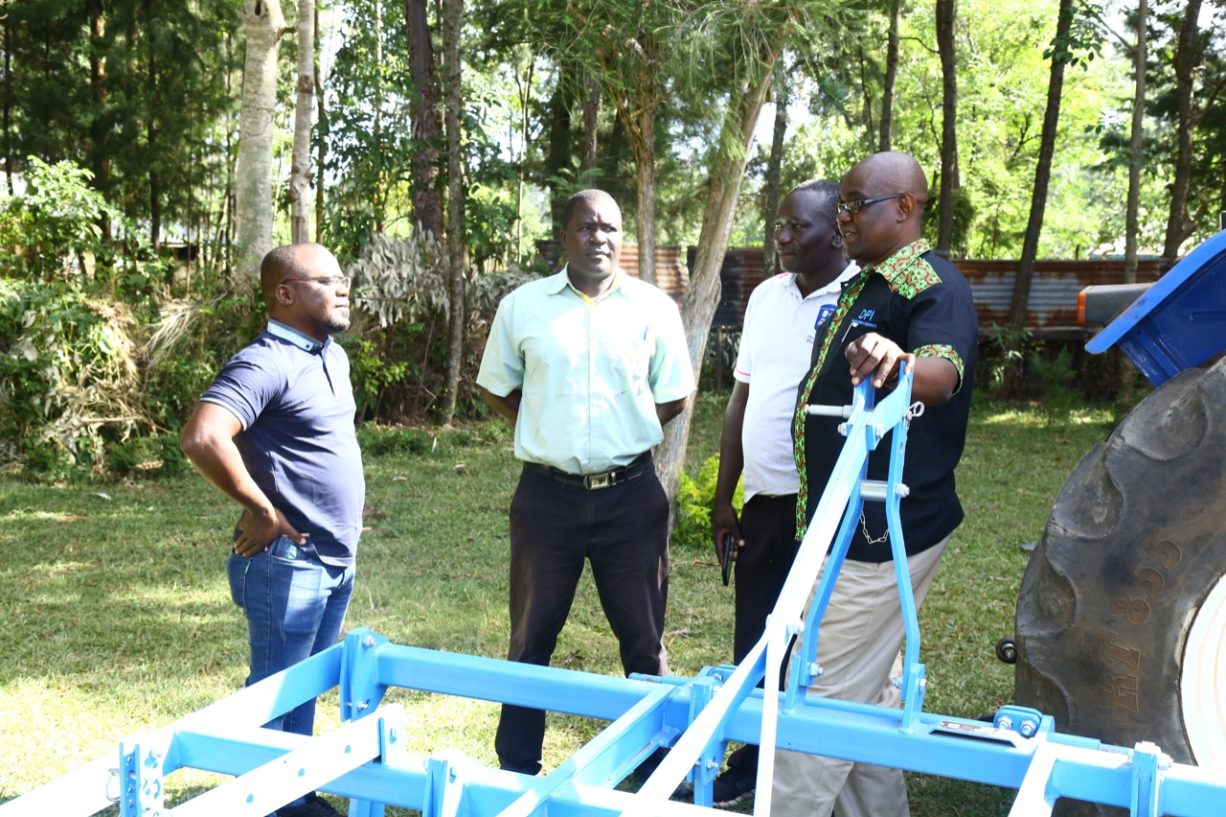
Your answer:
[477,268,696,474]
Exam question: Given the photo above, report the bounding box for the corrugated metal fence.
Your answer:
[618,246,1165,335]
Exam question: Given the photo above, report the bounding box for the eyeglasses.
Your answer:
[281,275,351,288]
[836,194,905,216]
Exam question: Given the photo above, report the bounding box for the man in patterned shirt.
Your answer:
[772,152,978,817]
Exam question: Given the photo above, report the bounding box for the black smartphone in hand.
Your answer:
[721,534,735,586]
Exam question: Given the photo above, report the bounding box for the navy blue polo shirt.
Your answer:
[200,320,365,567]
[793,241,977,562]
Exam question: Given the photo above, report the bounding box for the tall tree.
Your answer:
[935,0,958,254]
[1161,0,1202,260]
[879,0,901,151]
[566,2,677,285]
[1007,0,1076,327]
[1,0,10,195]
[314,0,326,241]
[405,0,444,238]
[440,0,465,425]
[235,0,286,276]
[1123,0,1147,285]
[581,73,599,171]
[761,62,789,276]
[290,0,316,244]
[654,1,799,508]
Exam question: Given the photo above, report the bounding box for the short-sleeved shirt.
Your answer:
[477,268,696,474]
[792,240,977,562]
[735,264,859,500]
[200,320,365,567]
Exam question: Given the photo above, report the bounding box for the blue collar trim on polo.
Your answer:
[266,319,326,353]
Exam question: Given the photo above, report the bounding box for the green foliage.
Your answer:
[106,433,189,480]
[673,454,743,553]
[0,158,261,480]
[0,277,144,476]
[977,322,1034,398]
[0,158,120,279]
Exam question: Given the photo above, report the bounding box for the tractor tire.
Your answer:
[1015,357,1226,787]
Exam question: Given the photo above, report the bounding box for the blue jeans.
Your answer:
[227,536,355,737]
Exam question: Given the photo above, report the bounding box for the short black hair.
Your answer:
[561,189,618,230]
[786,179,841,224]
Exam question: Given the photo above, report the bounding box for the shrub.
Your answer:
[673,454,743,553]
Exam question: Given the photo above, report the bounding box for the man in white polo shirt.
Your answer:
[709,179,857,805]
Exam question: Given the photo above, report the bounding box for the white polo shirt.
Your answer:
[734,263,859,500]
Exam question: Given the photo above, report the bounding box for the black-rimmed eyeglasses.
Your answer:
[836,194,905,216]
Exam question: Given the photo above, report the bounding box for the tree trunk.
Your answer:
[372,0,385,233]
[88,1,110,236]
[612,87,658,286]
[856,45,876,146]
[544,61,574,231]
[314,0,326,242]
[440,0,465,425]
[654,37,788,506]
[632,110,657,286]
[879,0,901,152]
[935,0,957,255]
[235,0,286,279]
[1123,0,1147,286]
[1161,0,1201,261]
[2,3,11,196]
[289,0,315,244]
[761,64,788,276]
[582,73,599,171]
[405,0,444,238]
[144,0,160,249]
[514,52,533,262]
[1007,0,1074,327]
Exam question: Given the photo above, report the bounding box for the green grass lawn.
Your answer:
[0,392,1118,815]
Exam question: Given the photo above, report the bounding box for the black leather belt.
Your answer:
[523,452,652,490]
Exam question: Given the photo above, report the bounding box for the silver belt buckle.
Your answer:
[584,470,615,490]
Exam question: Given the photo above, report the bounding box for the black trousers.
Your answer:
[728,492,800,772]
[494,459,671,775]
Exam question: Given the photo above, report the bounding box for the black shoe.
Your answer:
[278,793,344,817]
[711,763,756,807]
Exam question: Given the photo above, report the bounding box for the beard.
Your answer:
[324,307,351,334]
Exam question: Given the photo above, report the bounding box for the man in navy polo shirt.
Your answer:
[181,243,364,817]
[774,152,978,817]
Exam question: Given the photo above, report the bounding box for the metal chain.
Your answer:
[859,512,890,545]
[858,402,925,546]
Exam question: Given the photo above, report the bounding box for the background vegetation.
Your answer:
[1,0,1224,475]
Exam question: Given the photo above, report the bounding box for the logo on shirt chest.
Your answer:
[807,304,837,344]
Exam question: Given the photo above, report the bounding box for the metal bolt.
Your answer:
[891,676,903,689]
[362,635,376,648]
[356,700,369,711]
[997,716,1013,731]
[837,422,850,436]
[1019,720,1037,737]
[807,662,823,678]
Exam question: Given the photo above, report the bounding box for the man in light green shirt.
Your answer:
[477,189,695,776]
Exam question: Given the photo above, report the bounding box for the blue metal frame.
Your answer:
[1085,228,1226,383]
[4,369,1224,817]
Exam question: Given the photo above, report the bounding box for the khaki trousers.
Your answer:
[769,536,949,817]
